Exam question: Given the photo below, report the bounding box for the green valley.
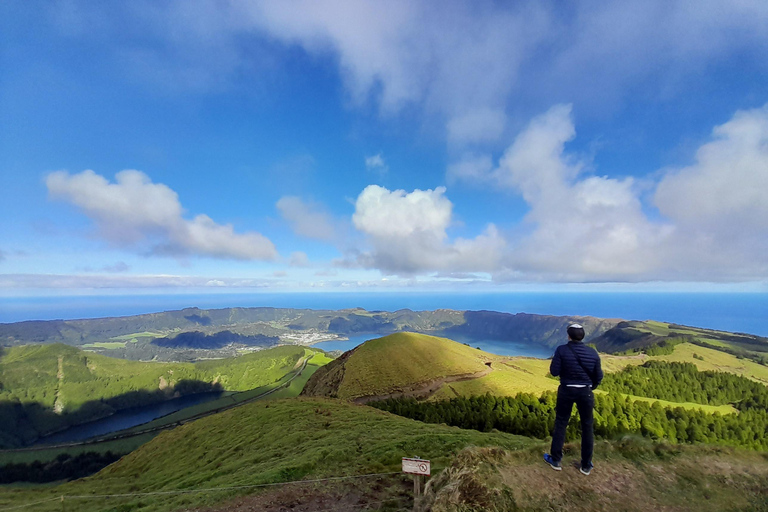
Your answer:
[0,344,318,448]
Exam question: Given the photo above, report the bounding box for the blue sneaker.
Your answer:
[580,464,593,476]
[543,453,561,471]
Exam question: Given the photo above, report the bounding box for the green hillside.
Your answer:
[303,332,497,400]
[592,320,768,364]
[0,344,311,447]
[0,398,534,512]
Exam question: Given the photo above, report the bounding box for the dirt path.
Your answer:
[53,356,64,414]
[352,367,492,404]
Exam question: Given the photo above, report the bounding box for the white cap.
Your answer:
[568,323,583,329]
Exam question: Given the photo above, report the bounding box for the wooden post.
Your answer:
[413,474,420,497]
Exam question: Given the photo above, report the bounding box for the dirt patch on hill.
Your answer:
[352,368,492,404]
[187,475,413,512]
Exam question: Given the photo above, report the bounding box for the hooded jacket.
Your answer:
[550,341,603,387]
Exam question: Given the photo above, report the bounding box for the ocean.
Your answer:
[0,292,766,337]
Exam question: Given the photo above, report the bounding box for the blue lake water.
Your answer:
[1,292,766,336]
[35,391,224,445]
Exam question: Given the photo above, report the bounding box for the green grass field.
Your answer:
[334,333,497,399]
[429,350,738,414]
[0,399,535,512]
[109,332,167,340]
[651,343,768,384]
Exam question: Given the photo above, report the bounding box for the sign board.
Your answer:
[402,457,431,476]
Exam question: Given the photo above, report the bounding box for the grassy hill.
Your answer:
[303,334,749,416]
[1,399,765,511]
[302,332,498,400]
[0,398,535,512]
[0,344,313,447]
[592,320,768,363]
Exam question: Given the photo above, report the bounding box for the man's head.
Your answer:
[567,323,585,341]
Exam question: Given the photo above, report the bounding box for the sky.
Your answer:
[1,0,768,295]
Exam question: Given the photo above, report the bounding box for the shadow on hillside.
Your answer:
[152,330,279,349]
[0,379,224,449]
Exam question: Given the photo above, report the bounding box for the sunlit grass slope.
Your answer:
[306,333,496,400]
[431,345,743,414]
[651,343,768,384]
[0,398,534,512]
[432,358,557,399]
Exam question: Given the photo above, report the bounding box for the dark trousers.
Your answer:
[550,385,594,467]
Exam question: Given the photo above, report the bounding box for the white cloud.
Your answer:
[446,154,494,184]
[289,251,310,267]
[102,261,129,273]
[364,153,388,174]
[447,108,506,144]
[49,2,768,152]
[483,103,768,282]
[655,104,768,230]
[351,185,504,274]
[653,104,768,279]
[46,169,277,260]
[276,196,336,242]
[487,105,667,279]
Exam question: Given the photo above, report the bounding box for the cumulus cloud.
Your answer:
[276,196,337,241]
[365,153,388,174]
[653,104,768,279]
[482,103,768,281]
[351,185,504,274]
[46,170,277,260]
[484,105,667,279]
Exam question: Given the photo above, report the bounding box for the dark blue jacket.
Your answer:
[550,341,603,387]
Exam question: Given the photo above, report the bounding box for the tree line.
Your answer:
[371,362,768,451]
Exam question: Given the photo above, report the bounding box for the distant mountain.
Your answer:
[0,306,618,360]
[592,320,768,363]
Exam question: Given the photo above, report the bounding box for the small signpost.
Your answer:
[402,457,431,497]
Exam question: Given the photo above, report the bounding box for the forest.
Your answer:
[372,361,768,451]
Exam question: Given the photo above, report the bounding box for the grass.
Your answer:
[109,332,167,340]
[607,392,737,414]
[0,433,158,465]
[0,349,330,464]
[651,343,768,384]
[431,358,557,399]
[335,333,496,399]
[429,352,736,414]
[0,398,535,512]
[0,344,309,414]
[422,441,768,512]
[81,341,130,349]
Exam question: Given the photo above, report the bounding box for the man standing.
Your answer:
[544,323,603,475]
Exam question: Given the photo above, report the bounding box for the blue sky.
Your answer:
[1,1,768,295]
